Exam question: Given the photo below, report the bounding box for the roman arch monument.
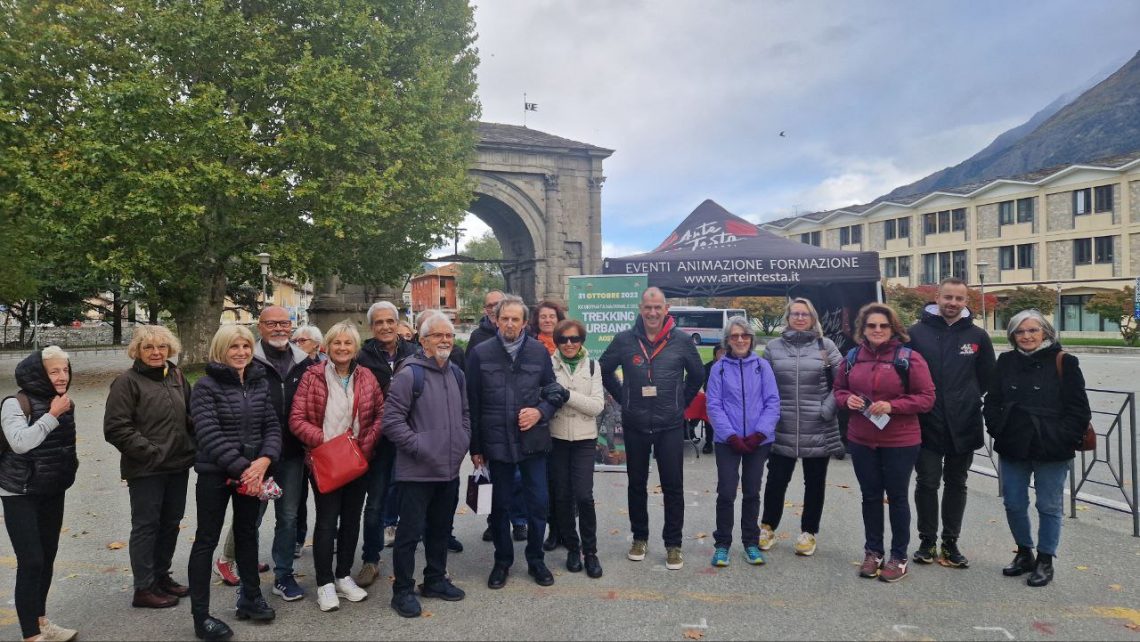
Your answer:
[308,122,613,328]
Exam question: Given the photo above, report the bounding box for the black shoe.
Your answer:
[543,531,560,552]
[194,615,234,641]
[702,441,713,455]
[528,562,554,587]
[584,554,603,578]
[482,526,493,542]
[566,550,583,573]
[234,591,276,621]
[1027,553,1054,587]
[1003,546,1036,577]
[912,537,937,564]
[391,592,422,618]
[156,574,191,598]
[939,539,969,568]
[447,535,464,553]
[487,564,509,589]
[419,579,465,601]
[512,523,528,542]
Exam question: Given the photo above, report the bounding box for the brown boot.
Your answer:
[155,574,190,598]
[132,587,178,608]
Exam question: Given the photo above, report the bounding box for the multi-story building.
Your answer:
[410,263,461,321]
[762,152,1140,334]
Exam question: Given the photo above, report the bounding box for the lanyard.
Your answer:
[637,336,669,384]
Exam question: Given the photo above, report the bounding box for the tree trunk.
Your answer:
[175,268,228,367]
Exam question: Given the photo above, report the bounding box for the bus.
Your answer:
[670,306,748,345]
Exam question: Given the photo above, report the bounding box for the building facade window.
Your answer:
[1017,243,1033,269]
[1074,238,1092,265]
[1016,197,1034,223]
[898,256,911,277]
[884,219,895,240]
[1094,235,1113,264]
[800,231,820,246]
[883,217,910,241]
[923,213,936,235]
[839,224,862,245]
[998,201,1014,225]
[898,217,910,239]
[922,253,937,284]
[952,250,967,280]
[951,208,966,232]
[883,257,897,278]
[937,210,950,233]
[999,246,1015,270]
[1073,188,1091,215]
[1060,294,1120,332]
[1094,184,1114,213]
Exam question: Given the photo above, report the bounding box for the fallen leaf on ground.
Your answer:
[1075,565,1089,571]
[682,629,704,640]
[455,506,468,515]
[107,541,126,550]
[64,573,79,579]
[421,611,433,618]
[59,527,69,533]
[618,508,629,515]
[610,529,621,535]
[777,533,791,540]
[692,532,708,540]
[1076,505,1089,512]
[1108,584,1122,591]
[1126,623,1140,631]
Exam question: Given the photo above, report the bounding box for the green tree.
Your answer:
[730,296,785,335]
[1003,286,1057,317]
[2,0,479,363]
[456,231,506,321]
[1085,287,1138,345]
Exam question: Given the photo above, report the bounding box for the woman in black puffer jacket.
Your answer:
[186,325,282,641]
[1,346,79,642]
[983,309,1090,589]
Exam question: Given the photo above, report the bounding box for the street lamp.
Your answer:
[975,260,989,331]
[257,252,271,307]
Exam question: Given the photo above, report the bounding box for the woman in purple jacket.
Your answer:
[705,316,780,567]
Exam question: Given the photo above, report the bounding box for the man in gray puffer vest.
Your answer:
[906,278,995,568]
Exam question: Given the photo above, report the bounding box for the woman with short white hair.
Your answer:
[290,321,382,612]
[292,325,326,362]
[0,346,79,642]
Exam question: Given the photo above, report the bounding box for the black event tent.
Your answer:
[602,199,880,349]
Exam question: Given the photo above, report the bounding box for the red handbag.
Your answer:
[309,431,369,494]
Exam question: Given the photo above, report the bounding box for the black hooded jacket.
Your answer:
[0,351,78,495]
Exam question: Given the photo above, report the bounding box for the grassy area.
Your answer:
[1056,336,1131,347]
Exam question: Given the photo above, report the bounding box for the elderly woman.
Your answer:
[548,319,606,578]
[1,346,79,642]
[396,321,415,342]
[103,326,196,609]
[187,325,282,640]
[983,310,1090,588]
[705,316,780,567]
[290,321,382,613]
[529,300,566,356]
[834,303,935,583]
[292,325,327,362]
[759,298,844,558]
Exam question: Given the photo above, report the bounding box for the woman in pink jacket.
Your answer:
[833,303,935,583]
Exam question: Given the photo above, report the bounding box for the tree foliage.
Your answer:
[1085,287,1138,345]
[2,0,480,363]
[729,296,785,335]
[885,282,1001,327]
[1002,286,1057,317]
[456,231,506,321]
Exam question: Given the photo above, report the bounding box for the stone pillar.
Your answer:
[543,173,562,302]
[588,175,606,274]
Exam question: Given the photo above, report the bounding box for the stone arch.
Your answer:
[469,171,547,302]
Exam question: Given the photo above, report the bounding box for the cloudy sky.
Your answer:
[453,0,1140,258]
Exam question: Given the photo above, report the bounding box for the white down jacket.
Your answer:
[550,348,605,442]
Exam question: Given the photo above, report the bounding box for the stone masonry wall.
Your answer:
[1045,192,1072,232]
[1047,240,1072,281]
[1131,233,1140,276]
[976,203,1000,240]
[868,220,886,251]
[1131,180,1140,224]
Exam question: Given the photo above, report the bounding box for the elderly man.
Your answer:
[384,311,471,618]
[468,295,566,589]
[600,287,704,570]
[212,305,315,602]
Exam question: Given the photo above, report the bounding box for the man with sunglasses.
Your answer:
[599,287,704,570]
[906,278,995,569]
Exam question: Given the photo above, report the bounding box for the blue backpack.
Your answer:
[844,345,912,394]
[405,361,464,413]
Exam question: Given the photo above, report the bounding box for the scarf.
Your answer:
[537,333,556,355]
[321,362,360,443]
[560,349,584,373]
[500,332,525,361]
[1016,339,1054,356]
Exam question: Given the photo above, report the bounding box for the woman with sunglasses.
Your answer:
[547,319,605,578]
[983,310,1090,588]
[833,303,935,583]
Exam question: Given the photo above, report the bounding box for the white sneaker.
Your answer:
[384,525,397,547]
[38,619,78,642]
[794,532,817,556]
[758,524,776,551]
[316,583,340,612]
[334,575,368,602]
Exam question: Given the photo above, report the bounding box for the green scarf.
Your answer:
[561,349,584,373]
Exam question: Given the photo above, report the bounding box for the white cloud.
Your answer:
[602,240,649,259]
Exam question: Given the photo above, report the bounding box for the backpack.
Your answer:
[818,338,834,392]
[844,346,912,394]
[0,392,31,456]
[406,362,464,414]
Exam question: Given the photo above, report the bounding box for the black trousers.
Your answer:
[313,475,368,586]
[549,439,598,555]
[128,470,189,590]
[489,456,548,567]
[625,426,685,548]
[914,446,973,542]
[849,443,920,561]
[392,479,459,596]
[188,472,263,619]
[713,443,770,548]
[761,454,830,534]
[2,492,65,639]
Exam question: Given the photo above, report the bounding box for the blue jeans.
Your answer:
[849,442,920,561]
[999,456,1069,556]
[489,456,548,567]
[271,456,305,581]
[361,444,395,564]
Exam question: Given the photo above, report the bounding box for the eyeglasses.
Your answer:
[728,333,751,341]
[864,323,892,330]
[423,332,455,341]
[555,335,583,345]
[140,344,170,351]
[260,320,291,329]
[788,312,811,319]
[292,338,312,344]
[1013,328,1043,337]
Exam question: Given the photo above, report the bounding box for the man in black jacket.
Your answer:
[906,278,995,568]
[468,295,564,590]
[599,287,704,570]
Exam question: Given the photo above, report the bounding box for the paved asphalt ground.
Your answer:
[1,351,1138,641]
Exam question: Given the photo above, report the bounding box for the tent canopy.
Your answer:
[602,199,880,299]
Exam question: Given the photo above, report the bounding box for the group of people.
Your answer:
[0,280,1092,642]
